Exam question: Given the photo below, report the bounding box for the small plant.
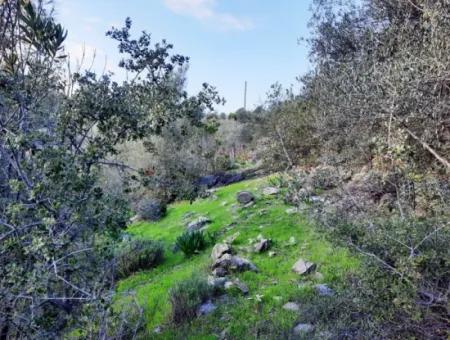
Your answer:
[169,275,214,324]
[175,230,215,257]
[137,198,167,221]
[115,239,164,279]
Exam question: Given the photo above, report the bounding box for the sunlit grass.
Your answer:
[114,176,360,337]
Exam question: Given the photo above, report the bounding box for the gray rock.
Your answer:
[186,216,211,232]
[208,275,228,288]
[292,259,316,275]
[230,256,258,272]
[224,279,249,295]
[236,191,254,205]
[211,243,232,262]
[263,187,279,196]
[293,323,315,335]
[212,253,233,269]
[254,238,271,253]
[212,267,228,277]
[315,284,334,296]
[243,201,255,208]
[197,300,216,316]
[282,302,300,312]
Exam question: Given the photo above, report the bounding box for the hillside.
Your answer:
[115,177,359,338]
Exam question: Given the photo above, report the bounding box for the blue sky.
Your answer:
[55,0,313,113]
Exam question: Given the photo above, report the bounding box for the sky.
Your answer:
[55,0,314,113]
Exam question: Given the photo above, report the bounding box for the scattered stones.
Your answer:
[263,187,279,196]
[197,300,216,316]
[236,191,255,205]
[283,302,300,312]
[211,243,232,262]
[293,323,315,335]
[186,216,211,232]
[315,284,335,296]
[292,259,316,275]
[254,238,271,253]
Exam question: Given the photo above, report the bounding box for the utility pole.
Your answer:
[244,81,247,111]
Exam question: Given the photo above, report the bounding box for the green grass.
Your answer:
[115,177,360,338]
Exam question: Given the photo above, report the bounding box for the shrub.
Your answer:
[137,198,167,221]
[169,275,214,324]
[175,230,215,257]
[115,239,164,278]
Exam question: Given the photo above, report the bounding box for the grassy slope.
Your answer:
[116,177,359,338]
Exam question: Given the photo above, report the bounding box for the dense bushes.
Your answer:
[115,239,164,278]
[137,198,167,221]
[169,276,214,324]
[175,230,215,257]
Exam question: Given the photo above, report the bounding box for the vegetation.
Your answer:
[169,275,215,324]
[175,230,214,257]
[115,239,164,279]
[1,0,449,338]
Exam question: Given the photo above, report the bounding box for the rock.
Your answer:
[211,243,232,262]
[212,253,233,269]
[315,284,334,296]
[224,279,249,295]
[213,254,258,273]
[292,259,316,275]
[283,302,300,312]
[208,275,228,288]
[268,251,277,257]
[186,216,211,232]
[236,191,254,205]
[243,201,255,208]
[293,323,315,335]
[285,208,298,215]
[230,256,258,272]
[197,300,216,316]
[313,272,324,281]
[263,187,279,196]
[212,267,228,277]
[254,238,271,253]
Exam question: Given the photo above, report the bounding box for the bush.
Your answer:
[115,239,164,278]
[137,198,167,221]
[169,275,214,324]
[175,230,215,257]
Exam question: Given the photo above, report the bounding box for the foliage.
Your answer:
[0,1,223,337]
[175,230,214,257]
[169,275,214,324]
[137,198,167,221]
[115,239,164,279]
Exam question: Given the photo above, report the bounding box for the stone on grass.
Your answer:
[292,259,316,275]
[224,279,249,295]
[197,300,216,316]
[236,191,254,205]
[263,187,279,196]
[254,238,271,253]
[283,302,300,312]
[208,275,228,288]
[315,284,335,296]
[211,243,231,262]
[212,267,228,277]
[212,253,233,269]
[186,216,211,232]
[293,323,315,335]
[268,251,277,257]
[230,256,258,272]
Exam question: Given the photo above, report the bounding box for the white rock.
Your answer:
[283,302,300,312]
[293,323,315,335]
[292,259,316,275]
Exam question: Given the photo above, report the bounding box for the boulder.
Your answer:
[212,253,233,270]
[230,256,258,272]
[263,187,279,196]
[186,216,211,232]
[212,254,258,273]
[254,238,271,253]
[293,323,315,335]
[211,243,232,262]
[236,191,254,205]
[224,279,249,295]
[314,284,334,296]
[212,267,228,277]
[207,275,228,288]
[283,302,300,312]
[197,300,216,316]
[292,259,316,275]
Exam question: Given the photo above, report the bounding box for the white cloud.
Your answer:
[163,0,253,31]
